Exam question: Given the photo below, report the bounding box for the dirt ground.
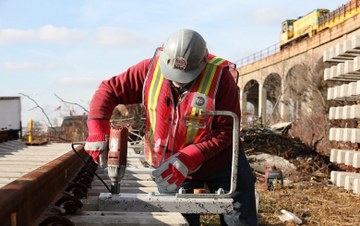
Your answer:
[200,128,360,225]
[245,128,360,226]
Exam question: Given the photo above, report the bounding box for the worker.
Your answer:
[84,28,258,226]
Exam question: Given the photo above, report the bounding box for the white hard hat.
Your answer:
[159,29,208,83]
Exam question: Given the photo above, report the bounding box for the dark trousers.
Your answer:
[159,151,258,226]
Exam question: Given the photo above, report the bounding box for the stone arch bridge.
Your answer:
[236,12,360,126]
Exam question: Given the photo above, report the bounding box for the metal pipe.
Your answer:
[176,110,239,198]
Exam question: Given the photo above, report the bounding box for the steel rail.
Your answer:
[0,145,88,226]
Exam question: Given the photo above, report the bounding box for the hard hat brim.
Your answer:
[159,57,206,84]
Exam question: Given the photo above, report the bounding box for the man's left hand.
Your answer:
[151,147,204,191]
[151,152,190,191]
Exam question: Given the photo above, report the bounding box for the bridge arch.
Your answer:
[237,12,360,125]
[263,73,282,124]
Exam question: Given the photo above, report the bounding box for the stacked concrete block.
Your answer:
[325,34,360,195]
[351,129,360,143]
[350,104,360,118]
[353,179,360,194]
[330,149,360,168]
[330,171,360,188]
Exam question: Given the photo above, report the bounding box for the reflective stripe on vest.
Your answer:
[143,54,231,166]
[146,59,164,164]
[185,56,226,144]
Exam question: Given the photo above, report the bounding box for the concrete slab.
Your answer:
[67,211,189,226]
[99,192,233,214]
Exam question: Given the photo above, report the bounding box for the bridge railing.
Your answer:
[236,43,280,68]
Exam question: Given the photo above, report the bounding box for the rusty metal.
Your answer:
[73,174,93,188]
[65,182,88,199]
[38,215,75,226]
[55,193,83,214]
[0,145,87,226]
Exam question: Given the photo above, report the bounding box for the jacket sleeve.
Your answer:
[190,67,241,161]
[87,58,152,120]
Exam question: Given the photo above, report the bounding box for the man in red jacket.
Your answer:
[85,28,258,226]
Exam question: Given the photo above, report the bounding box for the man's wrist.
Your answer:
[87,119,110,135]
[179,145,205,170]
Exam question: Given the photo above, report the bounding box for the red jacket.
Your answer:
[88,55,241,178]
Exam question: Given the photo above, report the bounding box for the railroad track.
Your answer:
[0,141,188,226]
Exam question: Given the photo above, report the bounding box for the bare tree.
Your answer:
[54,93,89,113]
[19,93,68,142]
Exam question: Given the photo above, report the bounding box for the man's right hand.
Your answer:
[84,120,110,167]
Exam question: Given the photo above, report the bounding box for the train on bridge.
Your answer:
[280,0,360,49]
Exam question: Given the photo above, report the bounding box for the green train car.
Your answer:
[280,0,360,50]
[280,9,329,50]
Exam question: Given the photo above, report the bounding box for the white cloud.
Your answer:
[252,8,291,25]
[37,25,85,44]
[0,25,85,44]
[94,27,152,48]
[55,76,100,86]
[3,61,43,70]
[2,60,67,71]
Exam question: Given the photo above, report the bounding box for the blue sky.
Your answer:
[0,0,346,126]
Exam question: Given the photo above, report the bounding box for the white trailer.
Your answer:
[0,96,21,141]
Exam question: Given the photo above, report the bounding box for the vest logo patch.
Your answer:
[191,93,208,109]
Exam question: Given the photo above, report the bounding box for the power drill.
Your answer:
[107,125,128,194]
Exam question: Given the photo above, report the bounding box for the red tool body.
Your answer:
[107,125,128,194]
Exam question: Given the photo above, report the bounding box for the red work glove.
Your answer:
[84,119,110,167]
[151,146,205,192]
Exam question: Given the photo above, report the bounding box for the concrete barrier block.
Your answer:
[340,84,349,99]
[330,65,338,79]
[343,105,351,119]
[343,128,352,142]
[351,35,360,49]
[344,60,354,74]
[329,128,337,141]
[353,152,360,168]
[344,150,356,165]
[335,43,345,57]
[336,63,345,77]
[351,129,360,143]
[330,171,340,184]
[336,128,344,142]
[350,105,360,119]
[335,107,344,120]
[335,85,342,99]
[354,56,360,71]
[327,87,335,100]
[323,49,330,62]
[330,149,338,162]
[336,172,360,187]
[343,38,356,54]
[353,178,360,194]
[344,173,360,190]
[348,81,357,96]
[336,149,347,163]
[343,39,351,50]
[328,46,335,59]
[324,68,331,80]
[329,107,336,119]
